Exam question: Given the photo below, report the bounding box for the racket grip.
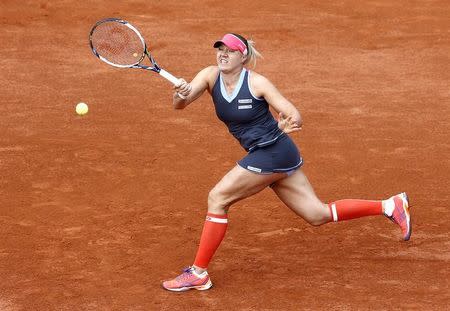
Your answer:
[159,69,186,99]
[159,69,182,86]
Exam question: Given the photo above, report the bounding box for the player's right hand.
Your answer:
[174,78,192,98]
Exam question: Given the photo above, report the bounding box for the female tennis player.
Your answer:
[162,33,411,292]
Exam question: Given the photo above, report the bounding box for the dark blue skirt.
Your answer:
[237,134,303,174]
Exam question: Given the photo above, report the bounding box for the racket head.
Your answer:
[89,18,147,68]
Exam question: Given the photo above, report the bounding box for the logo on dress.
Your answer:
[247,166,262,173]
[238,99,253,104]
[238,105,252,109]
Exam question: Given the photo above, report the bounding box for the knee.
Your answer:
[207,188,230,214]
[307,215,329,226]
[303,204,331,226]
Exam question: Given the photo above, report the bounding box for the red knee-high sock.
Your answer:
[193,212,228,269]
[328,199,383,222]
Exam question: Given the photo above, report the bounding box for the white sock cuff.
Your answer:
[206,214,228,224]
[330,203,338,222]
[383,199,395,217]
[192,268,208,278]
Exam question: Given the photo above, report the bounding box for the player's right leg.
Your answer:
[162,165,286,292]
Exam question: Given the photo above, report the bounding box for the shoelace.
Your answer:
[175,267,195,282]
[392,202,406,223]
[394,210,406,223]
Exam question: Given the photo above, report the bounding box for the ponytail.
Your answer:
[244,39,262,69]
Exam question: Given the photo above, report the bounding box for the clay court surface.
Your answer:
[1,0,449,310]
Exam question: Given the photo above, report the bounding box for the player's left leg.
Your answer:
[271,168,411,240]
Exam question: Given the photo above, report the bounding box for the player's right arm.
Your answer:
[173,66,219,109]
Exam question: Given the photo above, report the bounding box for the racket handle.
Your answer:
[159,69,181,86]
[159,69,186,99]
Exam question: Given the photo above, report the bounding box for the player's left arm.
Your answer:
[250,73,302,134]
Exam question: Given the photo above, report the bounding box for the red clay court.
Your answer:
[0,1,449,310]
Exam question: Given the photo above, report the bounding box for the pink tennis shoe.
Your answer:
[162,266,213,292]
[385,192,411,241]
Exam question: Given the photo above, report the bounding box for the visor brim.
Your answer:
[213,41,224,48]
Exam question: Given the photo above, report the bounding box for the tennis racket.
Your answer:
[89,18,185,98]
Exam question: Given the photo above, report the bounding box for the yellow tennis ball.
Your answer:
[76,102,88,116]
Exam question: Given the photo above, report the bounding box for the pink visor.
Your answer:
[213,33,248,56]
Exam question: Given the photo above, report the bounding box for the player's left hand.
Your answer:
[278,112,302,134]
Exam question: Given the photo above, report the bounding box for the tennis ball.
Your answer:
[76,102,88,116]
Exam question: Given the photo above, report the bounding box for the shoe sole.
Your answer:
[401,192,412,241]
[162,279,213,292]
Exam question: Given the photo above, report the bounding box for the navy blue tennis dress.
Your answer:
[211,68,303,174]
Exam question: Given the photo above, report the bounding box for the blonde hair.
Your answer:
[244,39,262,69]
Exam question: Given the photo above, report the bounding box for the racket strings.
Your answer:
[91,21,144,66]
